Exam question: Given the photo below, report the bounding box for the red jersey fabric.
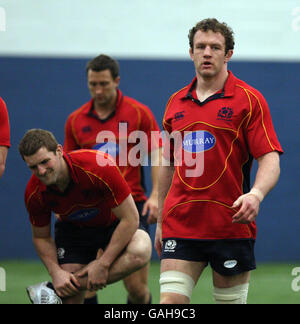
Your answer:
[0,97,10,147]
[64,89,161,202]
[162,71,283,241]
[25,150,131,228]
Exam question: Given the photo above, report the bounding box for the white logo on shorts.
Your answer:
[224,260,238,269]
[57,248,65,259]
[164,240,177,252]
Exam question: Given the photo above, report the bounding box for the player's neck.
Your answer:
[195,69,228,102]
[94,95,117,120]
[56,160,71,192]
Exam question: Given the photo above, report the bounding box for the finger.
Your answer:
[96,248,104,259]
[232,196,243,208]
[142,203,149,216]
[147,214,156,225]
[70,274,81,289]
[76,267,88,278]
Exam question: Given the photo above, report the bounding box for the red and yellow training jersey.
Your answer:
[162,71,283,241]
[25,150,131,228]
[0,97,10,148]
[64,89,161,202]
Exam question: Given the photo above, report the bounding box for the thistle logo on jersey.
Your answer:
[68,208,99,222]
[93,142,120,158]
[164,240,177,252]
[183,131,216,153]
[217,107,233,121]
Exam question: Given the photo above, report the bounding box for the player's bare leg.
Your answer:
[75,229,152,289]
[59,264,87,304]
[159,259,207,304]
[123,262,151,304]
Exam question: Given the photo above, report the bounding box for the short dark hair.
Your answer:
[19,129,58,159]
[86,54,120,79]
[188,18,235,53]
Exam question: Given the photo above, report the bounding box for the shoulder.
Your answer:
[68,149,118,176]
[0,97,6,108]
[163,85,189,125]
[66,100,92,123]
[232,75,267,104]
[25,175,43,207]
[122,95,153,115]
[0,97,8,114]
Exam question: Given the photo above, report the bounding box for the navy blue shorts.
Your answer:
[54,220,119,265]
[55,201,148,265]
[136,200,150,234]
[161,238,256,276]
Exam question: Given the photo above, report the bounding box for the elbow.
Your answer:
[0,163,5,179]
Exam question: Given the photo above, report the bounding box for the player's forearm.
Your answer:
[149,148,162,196]
[157,163,175,224]
[252,151,281,200]
[100,196,139,268]
[0,146,8,178]
[33,237,61,276]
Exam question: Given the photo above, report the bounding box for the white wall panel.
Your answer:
[0,0,299,60]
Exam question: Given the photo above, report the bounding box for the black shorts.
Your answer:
[55,220,119,265]
[161,238,256,276]
[136,200,150,234]
[55,201,148,265]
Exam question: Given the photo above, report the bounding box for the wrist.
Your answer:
[249,188,264,202]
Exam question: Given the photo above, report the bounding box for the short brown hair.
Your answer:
[188,18,235,53]
[86,54,120,79]
[19,129,58,159]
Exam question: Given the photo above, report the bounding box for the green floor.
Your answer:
[0,260,299,304]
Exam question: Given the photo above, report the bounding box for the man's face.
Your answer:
[189,30,233,79]
[24,146,63,186]
[87,69,120,107]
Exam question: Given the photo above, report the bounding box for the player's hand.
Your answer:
[76,259,109,291]
[154,223,163,257]
[143,193,158,224]
[232,193,260,224]
[52,269,81,298]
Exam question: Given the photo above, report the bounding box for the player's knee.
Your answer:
[159,271,195,304]
[213,283,249,304]
[129,230,152,266]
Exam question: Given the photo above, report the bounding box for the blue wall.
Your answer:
[0,56,299,262]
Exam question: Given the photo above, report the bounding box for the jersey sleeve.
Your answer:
[162,97,175,163]
[25,179,52,227]
[138,106,162,153]
[245,91,283,159]
[64,114,81,152]
[0,97,10,148]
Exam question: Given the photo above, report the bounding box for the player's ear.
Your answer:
[225,49,233,63]
[114,76,121,87]
[56,144,63,156]
[189,47,194,61]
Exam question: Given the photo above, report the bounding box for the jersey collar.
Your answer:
[86,89,123,122]
[180,70,236,105]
